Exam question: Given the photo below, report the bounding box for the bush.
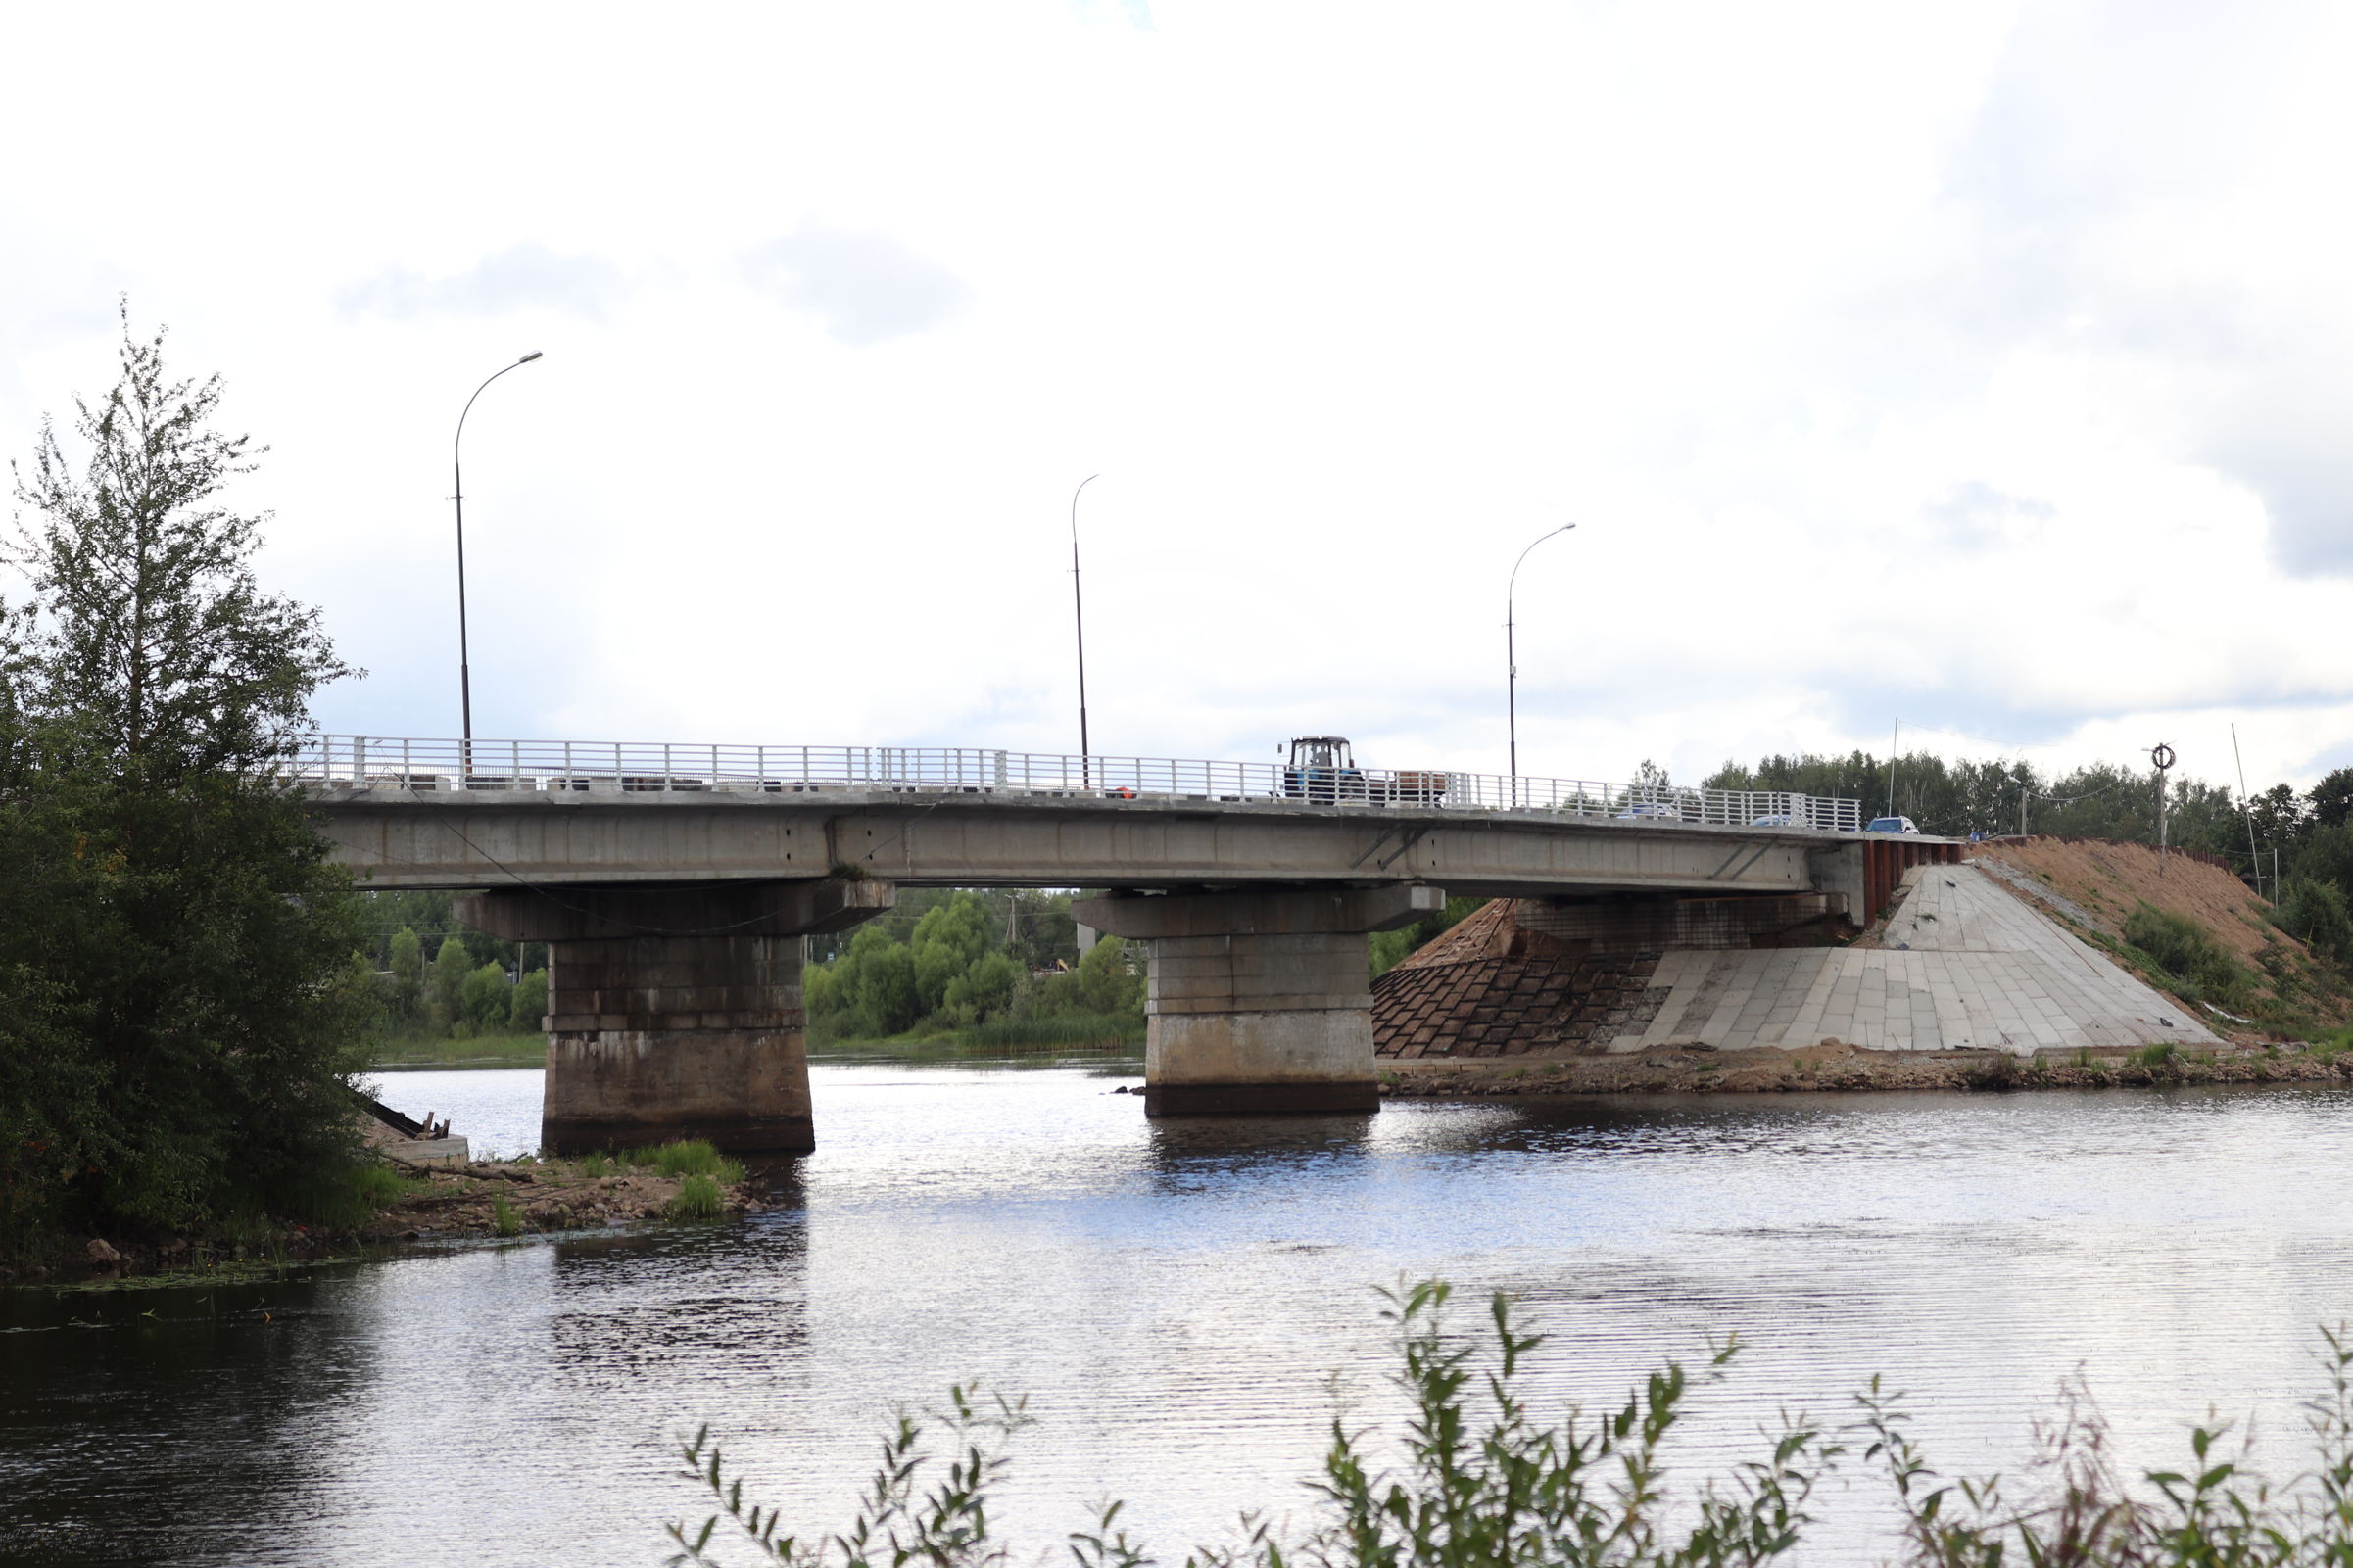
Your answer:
[2124,903,2254,1008]
[288,1161,413,1231]
[2278,878,2353,964]
[666,1285,2353,1568]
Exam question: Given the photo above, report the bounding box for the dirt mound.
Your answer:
[1390,899,1512,971]
[1969,836,2349,1034]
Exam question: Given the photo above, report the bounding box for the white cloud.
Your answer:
[339,244,631,322]
[741,227,968,345]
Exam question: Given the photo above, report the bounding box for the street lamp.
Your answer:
[1507,522,1576,805]
[1070,473,1099,786]
[453,351,543,775]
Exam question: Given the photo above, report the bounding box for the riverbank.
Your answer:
[358,1150,763,1244]
[1380,1038,2353,1097]
[369,1031,547,1069]
[9,1144,763,1288]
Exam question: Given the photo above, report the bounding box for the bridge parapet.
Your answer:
[286,735,1865,832]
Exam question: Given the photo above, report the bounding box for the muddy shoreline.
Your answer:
[6,1154,766,1290]
[1378,1040,2353,1097]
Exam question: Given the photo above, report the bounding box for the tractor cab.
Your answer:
[1280,736,1364,802]
[1286,736,1355,772]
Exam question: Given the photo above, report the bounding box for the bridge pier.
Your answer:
[456,879,894,1156]
[1076,885,1444,1116]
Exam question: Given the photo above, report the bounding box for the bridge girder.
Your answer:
[306,787,1856,901]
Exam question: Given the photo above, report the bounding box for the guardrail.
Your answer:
[284,736,1866,832]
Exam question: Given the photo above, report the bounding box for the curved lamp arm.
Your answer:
[1506,522,1577,797]
[453,351,544,758]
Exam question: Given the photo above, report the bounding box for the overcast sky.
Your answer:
[5,2,2350,796]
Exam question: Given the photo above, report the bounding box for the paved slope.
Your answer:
[1618,864,2220,1057]
[1372,863,2226,1060]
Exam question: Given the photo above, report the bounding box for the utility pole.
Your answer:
[1069,474,1099,788]
[2150,743,2176,875]
[1887,719,1899,819]
[2232,723,2263,900]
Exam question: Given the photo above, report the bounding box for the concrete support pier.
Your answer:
[1075,884,1444,1116]
[457,879,893,1156]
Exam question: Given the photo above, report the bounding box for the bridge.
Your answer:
[297,736,1915,1153]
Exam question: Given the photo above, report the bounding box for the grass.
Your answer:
[2136,1041,2181,1068]
[666,1174,724,1220]
[2124,902,2258,1010]
[368,1030,546,1069]
[619,1139,745,1184]
[812,1012,1145,1057]
[491,1188,522,1237]
[290,1160,419,1230]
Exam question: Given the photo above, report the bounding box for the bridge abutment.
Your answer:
[1076,885,1444,1116]
[456,879,894,1156]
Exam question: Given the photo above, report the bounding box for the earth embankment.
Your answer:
[1374,834,2351,1096]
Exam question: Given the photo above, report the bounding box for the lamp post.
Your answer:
[453,351,543,776]
[1070,473,1099,786]
[1507,522,1576,807]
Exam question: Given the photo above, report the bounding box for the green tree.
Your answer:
[2298,822,2353,897]
[427,935,471,1030]
[944,950,1023,1022]
[2277,879,2353,966]
[911,893,991,1016]
[458,960,511,1030]
[386,926,425,1021]
[1071,935,1143,1016]
[2314,768,2353,832]
[826,924,922,1037]
[508,967,549,1031]
[0,311,373,1239]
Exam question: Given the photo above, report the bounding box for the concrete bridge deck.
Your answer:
[295,734,1916,1151]
[309,784,1859,900]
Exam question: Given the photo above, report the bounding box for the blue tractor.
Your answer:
[1281,736,1368,803]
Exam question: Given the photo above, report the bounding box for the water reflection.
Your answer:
[0,1266,376,1565]
[10,1069,2353,1566]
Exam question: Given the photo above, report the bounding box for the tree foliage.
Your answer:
[0,311,373,1242]
[804,890,1143,1042]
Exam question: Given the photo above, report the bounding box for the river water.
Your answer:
[8,1061,2353,1566]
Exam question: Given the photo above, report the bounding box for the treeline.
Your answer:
[1703,749,2353,961]
[361,889,547,1041]
[804,889,1144,1045]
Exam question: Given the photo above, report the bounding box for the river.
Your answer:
[8,1060,2353,1566]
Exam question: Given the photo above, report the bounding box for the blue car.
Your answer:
[1864,815,1919,834]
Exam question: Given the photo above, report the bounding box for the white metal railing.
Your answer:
[279,736,1866,832]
